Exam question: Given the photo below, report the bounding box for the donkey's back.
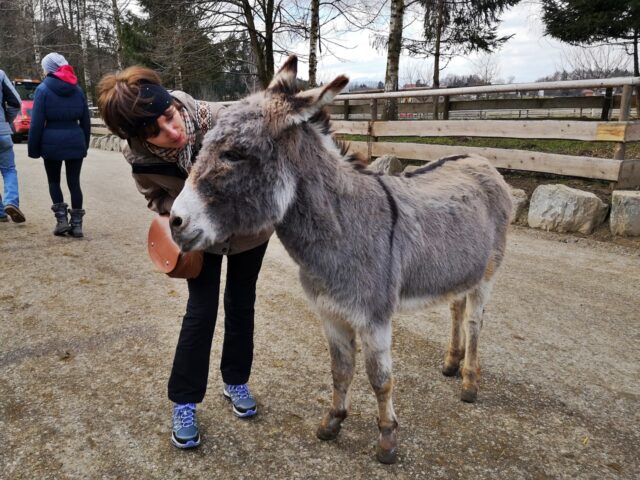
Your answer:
[386,154,512,304]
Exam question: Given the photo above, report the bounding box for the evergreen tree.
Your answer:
[406,0,520,88]
[541,0,640,76]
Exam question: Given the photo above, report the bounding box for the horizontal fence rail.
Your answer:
[328,77,640,188]
[89,77,640,187]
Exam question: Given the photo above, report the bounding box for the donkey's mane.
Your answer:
[307,108,375,175]
[307,109,468,177]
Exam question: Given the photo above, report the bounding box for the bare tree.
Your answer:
[383,0,404,120]
[307,0,320,87]
[471,53,500,85]
[399,57,432,87]
[558,45,631,79]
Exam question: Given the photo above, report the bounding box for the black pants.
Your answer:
[43,158,83,209]
[168,241,269,404]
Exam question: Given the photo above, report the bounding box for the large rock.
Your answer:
[510,188,528,224]
[610,190,640,236]
[528,184,608,234]
[368,155,405,175]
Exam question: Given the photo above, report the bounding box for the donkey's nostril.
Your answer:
[171,216,183,228]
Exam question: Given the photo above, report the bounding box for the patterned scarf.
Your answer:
[145,100,214,173]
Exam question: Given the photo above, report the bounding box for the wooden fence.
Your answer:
[89,77,640,188]
[329,77,640,188]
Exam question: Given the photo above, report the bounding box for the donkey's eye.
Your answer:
[220,150,244,163]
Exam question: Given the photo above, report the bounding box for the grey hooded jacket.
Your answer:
[0,70,21,136]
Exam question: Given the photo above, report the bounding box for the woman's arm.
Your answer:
[27,86,46,158]
[131,173,183,215]
[80,90,91,148]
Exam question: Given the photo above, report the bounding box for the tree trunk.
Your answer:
[28,1,41,73]
[383,0,404,120]
[78,0,93,102]
[633,29,639,77]
[264,0,275,86]
[111,0,123,69]
[308,0,320,87]
[432,0,444,89]
[242,0,268,88]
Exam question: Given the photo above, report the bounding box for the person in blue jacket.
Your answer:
[28,53,90,237]
[0,68,26,223]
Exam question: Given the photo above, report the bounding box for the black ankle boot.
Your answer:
[69,208,85,238]
[51,203,71,236]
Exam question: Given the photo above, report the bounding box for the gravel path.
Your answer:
[1,145,639,479]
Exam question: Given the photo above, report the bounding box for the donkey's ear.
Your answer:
[288,75,349,124]
[268,55,298,93]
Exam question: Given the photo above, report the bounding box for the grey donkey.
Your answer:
[170,56,512,464]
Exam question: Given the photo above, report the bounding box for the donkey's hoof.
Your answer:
[376,445,398,464]
[442,364,459,377]
[460,387,478,403]
[316,423,341,441]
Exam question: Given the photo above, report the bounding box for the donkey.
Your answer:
[170,56,512,464]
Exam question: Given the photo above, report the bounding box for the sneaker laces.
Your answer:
[227,384,252,400]
[174,403,196,429]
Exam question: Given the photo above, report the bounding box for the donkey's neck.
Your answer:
[275,133,384,266]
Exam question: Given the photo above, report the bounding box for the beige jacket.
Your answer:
[123,90,272,255]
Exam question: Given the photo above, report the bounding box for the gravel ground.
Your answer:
[1,144,639,479]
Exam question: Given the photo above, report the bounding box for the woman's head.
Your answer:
[41,52,68,75]
[96,66,187,148]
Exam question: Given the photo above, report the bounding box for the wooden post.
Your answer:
[601,87,613,120]
[614,85,633,161]
[442,95,450,120]
[368,99,378,163]
[343,100,349,120]
[432,96,439,119]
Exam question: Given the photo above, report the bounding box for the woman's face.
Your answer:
[145,105,187,149]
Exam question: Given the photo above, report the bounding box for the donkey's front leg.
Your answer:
[317,315,356,441]
[361,322,398,464]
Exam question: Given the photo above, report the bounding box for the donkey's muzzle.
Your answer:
[169,213,199,251]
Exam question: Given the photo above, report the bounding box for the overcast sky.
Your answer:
[288,1,576,86]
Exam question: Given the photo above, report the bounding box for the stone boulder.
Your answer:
[610,190,640,236]
[528,184,608,234]
[368,155,405,175]
[510,188,528,224]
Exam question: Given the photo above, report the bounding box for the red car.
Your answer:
[11,77,41,143]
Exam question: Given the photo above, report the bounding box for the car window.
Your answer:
[14,82,39,101]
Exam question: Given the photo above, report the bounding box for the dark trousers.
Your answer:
[168,241,269,404]
[43,158,84,209]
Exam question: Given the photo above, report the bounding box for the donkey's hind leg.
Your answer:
[460,279,494,403]
[316,313,356,441]
[443,296,467,377]
[361,322,398,464]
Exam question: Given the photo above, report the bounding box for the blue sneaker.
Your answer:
[223,384,257,418]
[171,403,200,449]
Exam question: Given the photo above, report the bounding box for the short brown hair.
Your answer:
[96,66,179,140]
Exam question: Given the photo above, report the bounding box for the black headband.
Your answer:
[136,84,174,127]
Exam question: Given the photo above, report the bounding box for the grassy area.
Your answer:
[338,135,640,159]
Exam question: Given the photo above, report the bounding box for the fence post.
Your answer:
[601,87,613,120]
[368,99,378,163]
[343,100,350,120]
[614,84,633,161]
[442,95,450,120]
[370,98,378,121]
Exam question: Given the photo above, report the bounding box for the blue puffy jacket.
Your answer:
[28,73,90,161]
